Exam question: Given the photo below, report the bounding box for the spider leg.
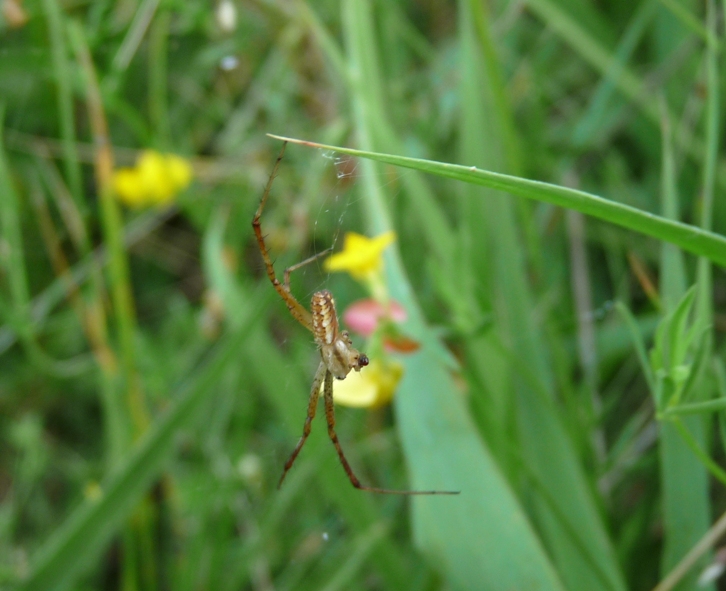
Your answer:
[283,246,334,293]
[252,141,314,332]
[277,361,326,489]
[322,371,460,495]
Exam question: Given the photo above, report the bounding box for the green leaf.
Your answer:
[267,135,726,269]
[667,287,697,369]
[615,301,656,394]
[650,286,697,410]
[398,347,565,591]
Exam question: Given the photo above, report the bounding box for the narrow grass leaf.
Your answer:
[42,0,84,212]
[269,136,726,269]
[615,302,656,393]
[658,80,712,590]
[17,303,266,591]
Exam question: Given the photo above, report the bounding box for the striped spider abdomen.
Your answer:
[312,290,368,380]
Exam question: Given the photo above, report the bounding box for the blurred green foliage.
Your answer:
[1,0,726,590]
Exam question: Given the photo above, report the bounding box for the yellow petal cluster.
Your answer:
[331,359,404,408]
[324,231,396,280]
[113,151,192,208]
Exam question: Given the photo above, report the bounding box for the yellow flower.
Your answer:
[113,151,193,208]
[330,359,404,408]
[324,231,396,281]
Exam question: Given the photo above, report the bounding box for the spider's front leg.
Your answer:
[282,247,334,294]
[251,141,313,331]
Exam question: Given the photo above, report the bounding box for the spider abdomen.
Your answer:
[311,290,339,345]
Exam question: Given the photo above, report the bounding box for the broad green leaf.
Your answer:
[398,345,565,591]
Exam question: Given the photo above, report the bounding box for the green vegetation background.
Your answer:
[2,0,726,590]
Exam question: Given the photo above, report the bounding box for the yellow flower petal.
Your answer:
[324,231,396,280]
[137,151,175,203]
[112,150,193,209]
[331,371,379,407]
[166,154,193,191]
[112,168,147,208]
[330,359,403,408]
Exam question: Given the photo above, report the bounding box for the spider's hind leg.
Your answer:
[322,370,460,496]
[278,362,326,489]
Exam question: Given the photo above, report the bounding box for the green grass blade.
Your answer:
[339,1,565,587]
[457,4,625,587]
[657,52,712,588]
[573,0,658,147]
[615,302,656,393]
[42,0,84,214]
[658,100,687,307]
[696,0,719,327]
[269,135,726,268]
[456,0,513,463]
[663,398,726,417]
[17,302,266,591]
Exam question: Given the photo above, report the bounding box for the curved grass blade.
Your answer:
[268,135,726,269]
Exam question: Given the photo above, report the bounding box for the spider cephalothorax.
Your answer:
[252,141,457,495]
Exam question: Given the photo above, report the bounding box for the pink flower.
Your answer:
[343,299,419,353]
[343,299,406,337]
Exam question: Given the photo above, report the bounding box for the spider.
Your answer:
[252,141,458,495]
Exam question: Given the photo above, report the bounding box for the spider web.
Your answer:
[313,155,409,407]
[308,148,409,290]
